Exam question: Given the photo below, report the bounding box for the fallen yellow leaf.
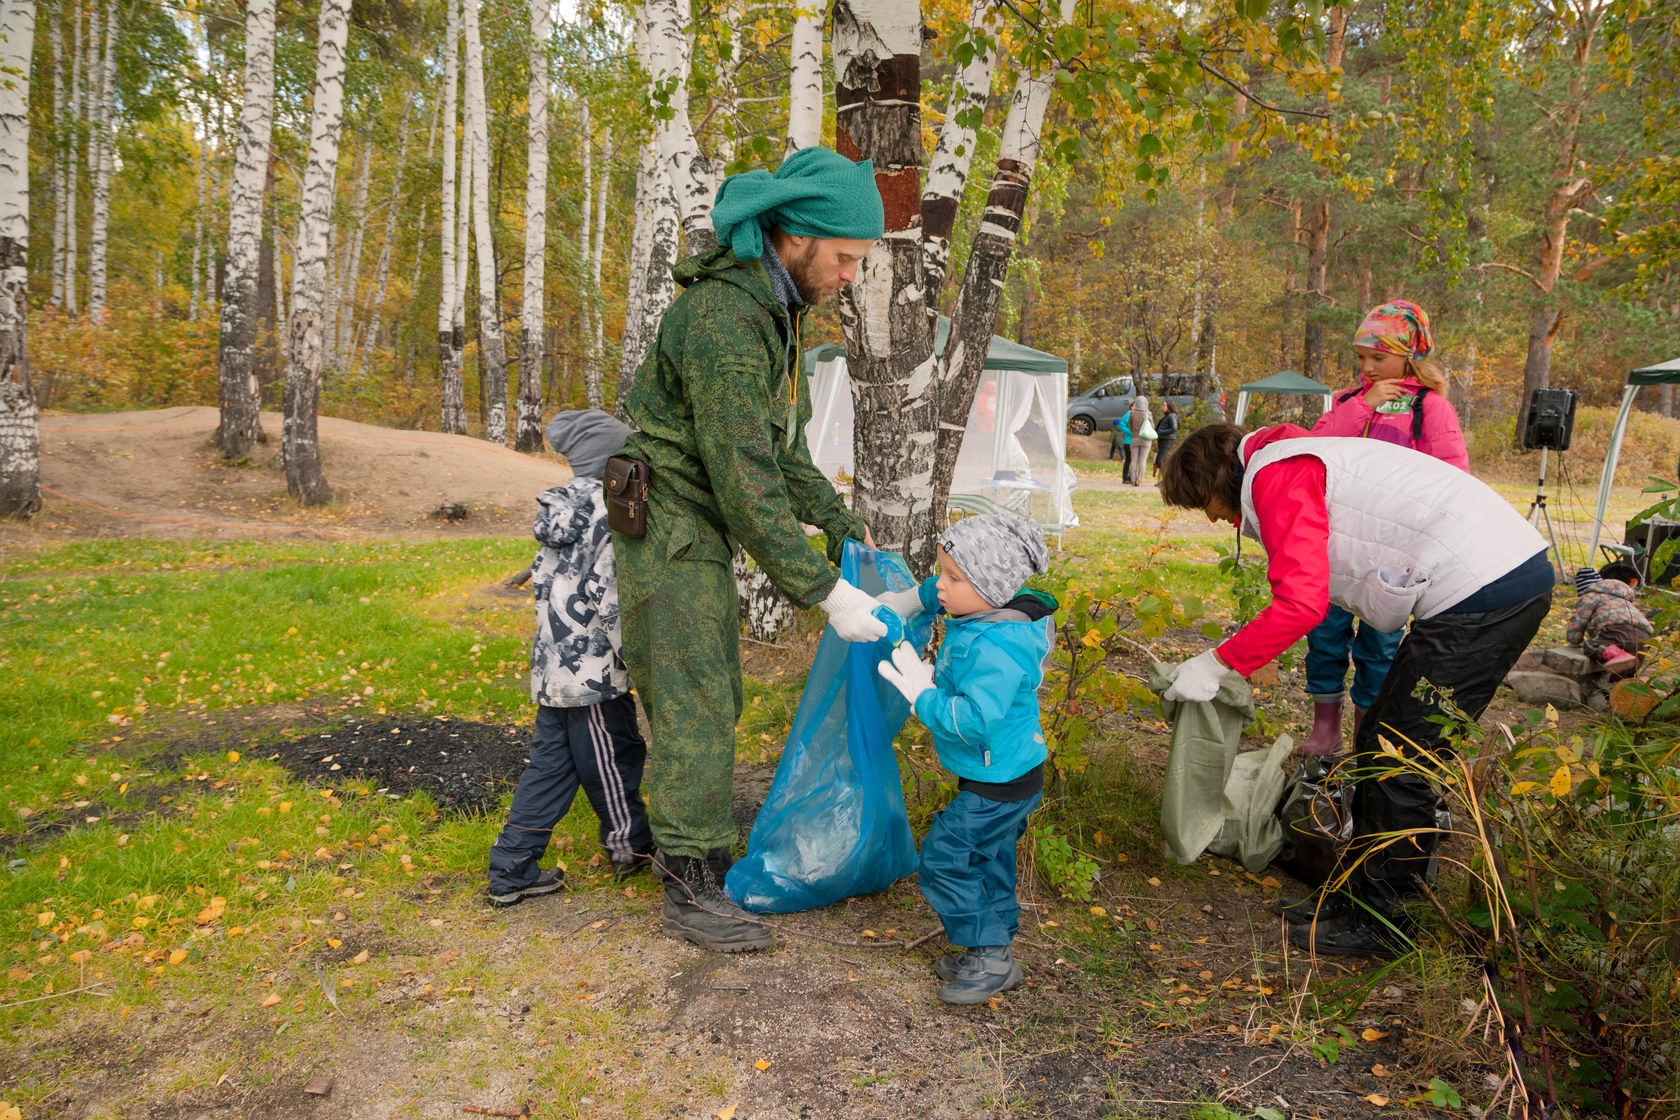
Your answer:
[37,910,54,928]
[349,949,369,965]
[860,929,878,939]
[1089,906,1107,917]
[1260,875,1282,889]
[1361,1027,1389,1042]
[1365,1094,1389,1106]
[754,1059,770,1071]
[1147,877,1162,887]
[715,1106,737,1120]
[261,992,282,1007]
[227,750,241,763]
[1371,1063,1392,1077]
[327,938,342,949]
[195,897,227,925]
[168,949,188,966]
[1,1101,22,1120]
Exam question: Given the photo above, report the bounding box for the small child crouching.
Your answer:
[486,410,653,907]
[876,512,1057,1004]
[1569,566,1652,677]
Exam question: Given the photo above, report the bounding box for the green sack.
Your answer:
[1151,662,1292,871]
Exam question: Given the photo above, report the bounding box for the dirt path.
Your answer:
[7,406,570,545]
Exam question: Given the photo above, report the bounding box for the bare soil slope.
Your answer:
[7,406,569,544]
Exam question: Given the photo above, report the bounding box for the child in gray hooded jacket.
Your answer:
[487,410,653,906]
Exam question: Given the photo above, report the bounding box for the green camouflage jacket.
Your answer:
[620,248,868,609]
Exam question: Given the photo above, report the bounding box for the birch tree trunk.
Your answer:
[0,0,39,518]
[271,188,288,375]
[926,0,1073,534]
[49,14,65,311]
[785,3,823,152]
[614,136,676,416]
[464,0,509,444]
[833,0,938,568]
[921,0,994,300]
[516,0,548,452]
[87,0,116,324]
[358,100,414,369]
[191,115,207,320]
[452,111,470,420]
[337,136,373,369]
[213,0,276,459]
[64,0,81,318]
[438,0,465,434]
[643,0,715,254]
[585,129,611,410]
[282,0,351,506]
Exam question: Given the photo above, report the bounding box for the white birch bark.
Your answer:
[438,0,465,433]
[49,14,65,310]
[785,2,823,152]
[463,0,509,444]
[337,135,372,368]
[271,190,288,371]
[832,0,938,567]
[642,0,715,254]
[576,102,592,402]
[921,0,994,299]
[452,87,470,413]
[191,116,208,320]
[929,0,1073,513]
[584,129,610,410]
[358,100,414,371]
[65,0,83,318]
[213,0,277,458]
[87,0,117,323]
[282,0,351,506]
[516,0,548,452]
[614,136,676,416]
[0,0,39,517]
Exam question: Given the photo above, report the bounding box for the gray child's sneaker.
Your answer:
[487,866,566,908]
[937,945,1023,1005]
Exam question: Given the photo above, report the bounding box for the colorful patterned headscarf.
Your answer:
[1353,300,1434,360]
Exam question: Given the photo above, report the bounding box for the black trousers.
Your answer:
[1346,590,1553,916]
[487,694,653,891]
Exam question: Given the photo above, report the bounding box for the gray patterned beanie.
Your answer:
[939,511,1049,607]
[546,410,630,480]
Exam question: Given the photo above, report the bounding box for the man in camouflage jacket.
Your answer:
[615,147,887,952]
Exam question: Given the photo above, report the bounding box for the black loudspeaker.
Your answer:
[1522,388,1577,451]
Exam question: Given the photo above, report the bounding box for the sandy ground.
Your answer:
[6,406,572,545]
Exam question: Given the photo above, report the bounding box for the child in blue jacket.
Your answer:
[876,511,1056,1004]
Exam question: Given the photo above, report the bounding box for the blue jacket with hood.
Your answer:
[906,578,1057,785]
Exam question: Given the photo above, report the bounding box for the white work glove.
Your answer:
[1163,650,1229,703]
[874,586,925,618]
[820,578,888,642]
[877,642,935,705]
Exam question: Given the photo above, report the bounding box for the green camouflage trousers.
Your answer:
[616,512,743,859]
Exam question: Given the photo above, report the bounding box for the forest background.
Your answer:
[7,0,1680,478]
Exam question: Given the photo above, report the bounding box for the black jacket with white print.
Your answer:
[529,480,629,706]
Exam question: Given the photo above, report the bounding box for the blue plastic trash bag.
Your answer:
[725,540,932,913]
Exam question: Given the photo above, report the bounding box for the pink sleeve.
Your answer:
[1310,389,1375,437]
[1216,457,1332,676]
[1417,393,1469,471]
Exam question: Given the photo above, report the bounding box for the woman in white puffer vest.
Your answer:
[1157,421,1553,959]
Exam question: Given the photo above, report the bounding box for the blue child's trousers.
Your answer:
[1303,603,1404,709]
[918,788,1042,948]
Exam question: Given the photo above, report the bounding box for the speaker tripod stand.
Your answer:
[1527,447,1568,577]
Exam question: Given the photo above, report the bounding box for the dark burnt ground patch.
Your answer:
[261,715,533,815]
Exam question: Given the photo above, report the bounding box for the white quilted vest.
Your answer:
[1239,434,1546,627]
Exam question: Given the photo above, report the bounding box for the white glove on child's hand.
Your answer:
[874,587,925,618]
[1163,650,1229,703]
[877,642,935,705]
[820,578,889,642]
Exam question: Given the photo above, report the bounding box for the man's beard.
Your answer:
[784,241,826,306]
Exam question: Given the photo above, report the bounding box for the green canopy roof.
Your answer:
[802,315,1067,377]
[1628,358,1680,386]
[1238,370,1334,395]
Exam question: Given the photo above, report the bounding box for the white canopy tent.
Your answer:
[1587,357,1680,570]
[804,318,1079,542]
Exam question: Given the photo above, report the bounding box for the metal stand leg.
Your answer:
[1526,447,1567,577]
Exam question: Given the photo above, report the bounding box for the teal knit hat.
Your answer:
[710,147,885,260]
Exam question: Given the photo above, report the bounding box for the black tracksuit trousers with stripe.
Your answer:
[488,694,653,892]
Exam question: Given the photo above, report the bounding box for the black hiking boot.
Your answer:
[486,866,565,908]
[932,951,966,983]
[1287,911,1409,959]
[1276,890,1351,925]
[658,849,773,953]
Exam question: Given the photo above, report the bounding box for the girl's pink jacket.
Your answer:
[1310,375,1469,471]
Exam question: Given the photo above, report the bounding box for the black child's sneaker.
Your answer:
[487,867,565,908]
